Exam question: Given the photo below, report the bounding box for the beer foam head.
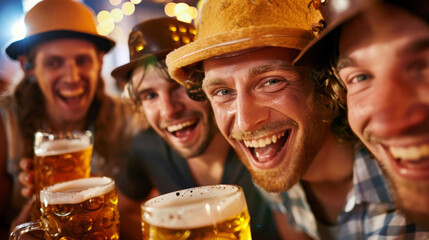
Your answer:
[141,185,247,229]
[40,177,114,205]
[34,131,93,156]
[35,138,92,156]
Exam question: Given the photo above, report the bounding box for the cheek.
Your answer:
[347,98,368,136]
[211,104,230,134]
[143,107,159,127]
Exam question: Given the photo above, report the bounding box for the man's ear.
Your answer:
[98,52,105,70]
[18,56,33,73]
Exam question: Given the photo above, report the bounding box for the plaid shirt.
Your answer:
[259,146,429,240]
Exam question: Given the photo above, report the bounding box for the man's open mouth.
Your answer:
[56,88,86,106]
[166,119,198,138]
[242,130,291,164]
[387,143,429,180]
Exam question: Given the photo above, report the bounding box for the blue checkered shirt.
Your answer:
[259,146,429,239]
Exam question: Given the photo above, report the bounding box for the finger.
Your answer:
[20,186,34,198]
[18,171,34,187]
[19,158,34,171]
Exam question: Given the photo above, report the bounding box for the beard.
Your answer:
[232,103,328,193]
[171,110,218,159]
[376,158,429,226]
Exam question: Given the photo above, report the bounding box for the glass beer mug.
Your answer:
[141,184,252,240]
[31,130,93,220]
[10,177,120,240]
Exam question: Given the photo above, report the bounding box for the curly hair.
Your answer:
[183,57,357,144]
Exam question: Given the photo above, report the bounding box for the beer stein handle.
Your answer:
[9,221,43,240]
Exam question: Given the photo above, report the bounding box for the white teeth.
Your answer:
[59,88,84,98]
[389,143,429,161]
[167,120,196,132]
[244,132,286,148]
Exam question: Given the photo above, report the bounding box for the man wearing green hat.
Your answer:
[295,0,429,227]
[1,0,140,234]
[166,0,429,238]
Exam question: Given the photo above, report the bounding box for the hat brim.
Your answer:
[166,26,315,85]
[293,3,370,66]
[5,30,115,60]
[111,49,172,86]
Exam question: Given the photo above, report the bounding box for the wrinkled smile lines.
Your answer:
[166,119,197,133]
[243,131,286,148]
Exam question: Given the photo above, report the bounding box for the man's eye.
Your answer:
[214,89,233,96]
[264,78,281,86]
[259,77,288,92]
[46,58,63,68]
[350,74,371,83]
[141,92,158,101]
[76,56,92,66]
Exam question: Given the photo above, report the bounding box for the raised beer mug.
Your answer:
[10,177,120,240]
[141,184,252,240]
[31,131,93,220]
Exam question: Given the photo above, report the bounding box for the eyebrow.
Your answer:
[336,37,429,72]
[202,60,295,89]
[397,37,429,57]
[336,56,356,72]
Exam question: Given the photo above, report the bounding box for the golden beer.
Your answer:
[39,177,119,240]
[34,140,92,194]
[32,131,93,222]
[141,185,252,240]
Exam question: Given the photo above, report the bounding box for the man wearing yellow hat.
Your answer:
[111,17,281,239]
[295,0,429,227]
[166,0,428,238]
[0,0,139,233]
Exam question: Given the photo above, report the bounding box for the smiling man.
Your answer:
[295,0,429,226]
[166,0,429,238]
[111,17,281,240]
[0,0,139,234]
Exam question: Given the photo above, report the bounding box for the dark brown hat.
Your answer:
[293,0,429,66]
[111,17,196,84]
[293,0,374,66]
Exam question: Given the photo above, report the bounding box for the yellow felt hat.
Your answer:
[5,0,115,60]
[166,0,322,85]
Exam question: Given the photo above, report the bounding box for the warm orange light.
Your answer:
[164,2,176,17]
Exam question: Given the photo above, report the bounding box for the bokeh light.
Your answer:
[164,2,176,17]
[97,10,112,23]
[130,0,142,4]
[12,20,26,40]
[111,8,123,22]
[109,0,122,6]
[122,1,135,16]
[174,3,189,16]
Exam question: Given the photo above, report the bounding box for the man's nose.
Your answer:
[369,72,428,137]
[63,60,80,82]
[160,94,184,119]
[236,92,268,132]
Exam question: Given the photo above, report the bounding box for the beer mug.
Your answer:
[10,177,120,240]
[31,131,93,220]
[141,184,252,240]
[34,130,93,193]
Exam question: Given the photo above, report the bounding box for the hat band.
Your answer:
[167,33,312,66]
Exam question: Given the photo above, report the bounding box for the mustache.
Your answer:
[230,119,297,140]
